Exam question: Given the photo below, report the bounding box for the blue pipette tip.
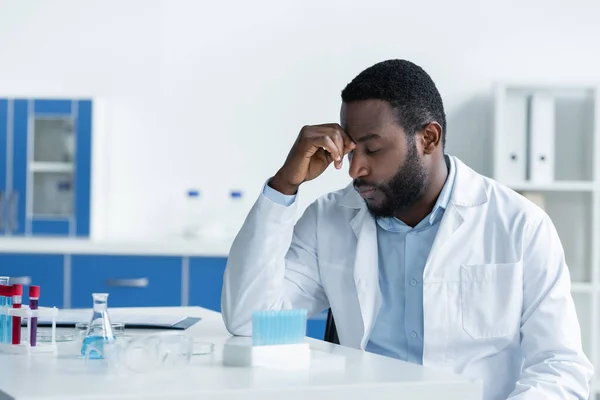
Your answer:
[251,309,307,346]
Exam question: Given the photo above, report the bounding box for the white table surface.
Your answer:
[0,237,231,257]
[0,307,482,400]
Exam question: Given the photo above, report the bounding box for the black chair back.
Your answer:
[324,308,340,344]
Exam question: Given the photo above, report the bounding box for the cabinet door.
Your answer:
[0,99,7,235]
[306,310,328,340]
[189,257,227,312]
[0,253,64,307]
[71,255,182,308]
[10,99,91,237]
[74,100,92,236]
[11,99,27,235]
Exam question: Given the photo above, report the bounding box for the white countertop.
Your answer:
[0,237,231,257]
[0,306,482,400]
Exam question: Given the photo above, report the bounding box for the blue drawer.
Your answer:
[71,255,182,308]
[189,257,227,312]
[307,310,328,340]
[0,253,64,308]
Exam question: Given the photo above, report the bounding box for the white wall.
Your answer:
[0,0,599,240]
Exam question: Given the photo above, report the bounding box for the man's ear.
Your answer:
[420,122,443,155]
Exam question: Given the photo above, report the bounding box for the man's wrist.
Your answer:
[269,173,299,195]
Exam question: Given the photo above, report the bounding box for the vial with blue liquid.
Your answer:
[81,293,115,359]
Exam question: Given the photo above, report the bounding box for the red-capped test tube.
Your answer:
[12,284,22,345]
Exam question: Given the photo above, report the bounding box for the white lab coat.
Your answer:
[221,156,594,399]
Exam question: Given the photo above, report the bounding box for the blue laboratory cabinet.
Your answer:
[0,251,327,340]
[0,99,92,237]
[0,253,65,308]
[71,255,183,308]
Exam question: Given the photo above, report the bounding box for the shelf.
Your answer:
[30,162,74,173]
[571,282,596,293]
[503,181,596,192]
[498,80,599,90]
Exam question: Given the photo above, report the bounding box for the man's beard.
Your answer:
[355,140,428,219]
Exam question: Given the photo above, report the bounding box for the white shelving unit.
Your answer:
[494,82,600,398]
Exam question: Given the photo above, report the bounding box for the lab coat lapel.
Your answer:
[423,203,464,281]
[424,156,488,280]
[349,206,381,349]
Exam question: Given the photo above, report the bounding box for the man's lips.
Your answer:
[355,186,377,198]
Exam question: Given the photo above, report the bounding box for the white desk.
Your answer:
[0,307,482,400]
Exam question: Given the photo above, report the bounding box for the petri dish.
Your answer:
[192,340,215,355]
[75,322,125,337]
[37,329,76,342]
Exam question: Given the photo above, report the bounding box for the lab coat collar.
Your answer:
[449,157,488,208]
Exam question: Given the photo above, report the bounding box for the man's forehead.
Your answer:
[341,100,394,125]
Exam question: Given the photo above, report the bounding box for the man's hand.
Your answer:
[269,124,356,195]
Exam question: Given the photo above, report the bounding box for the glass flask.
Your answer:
[80,293,116,359]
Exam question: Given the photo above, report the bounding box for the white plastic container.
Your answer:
[191,189,248,242]
[223,190,247,239]
[182,189,203,239]
[222,336,310,370]
[0,306,58,355]
[222,337,346,371]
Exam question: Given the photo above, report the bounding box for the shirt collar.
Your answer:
[428,154,456,224]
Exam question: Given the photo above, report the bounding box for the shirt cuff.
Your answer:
[262,180,297,207]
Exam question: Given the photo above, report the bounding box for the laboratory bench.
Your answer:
[0,237,329,340]
[0,306,482,400]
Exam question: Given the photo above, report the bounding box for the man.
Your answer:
[221,59,593,399]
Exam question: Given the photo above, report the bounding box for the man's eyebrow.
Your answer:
[354,133,381,143]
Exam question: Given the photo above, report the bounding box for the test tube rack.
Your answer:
[0,305,58,355]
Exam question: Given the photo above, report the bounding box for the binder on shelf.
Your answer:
[496,93,528,183]
[527,94,556,183]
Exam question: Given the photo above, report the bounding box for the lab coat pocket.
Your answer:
[460,262,523,340]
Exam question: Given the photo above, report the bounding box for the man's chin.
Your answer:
[364,199,396,219]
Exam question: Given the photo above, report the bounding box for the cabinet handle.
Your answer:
[0,191,5,231]
[10,276,32,285]
[9,191,18,232]
[106,278,149,288]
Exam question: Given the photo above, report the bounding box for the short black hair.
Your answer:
[341,59,447,148]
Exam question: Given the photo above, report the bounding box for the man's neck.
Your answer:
[393,156,449,227]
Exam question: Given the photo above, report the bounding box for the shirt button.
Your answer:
[410,279,418,286]
[411,331,418,339]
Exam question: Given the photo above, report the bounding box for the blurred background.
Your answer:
[1,0,600,394]
[1,0,598,240]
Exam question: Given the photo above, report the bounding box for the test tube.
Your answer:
[0,282,6,343]
[4,286,12,344]
[29,286,40,347]
[0,285,12,344]
[12,284,22,345]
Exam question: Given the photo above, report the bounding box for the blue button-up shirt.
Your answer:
[262,156,456,364]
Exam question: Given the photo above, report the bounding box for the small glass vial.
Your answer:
[225,190,246,239]
[182,189,202,239]
[81,293,116,359]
